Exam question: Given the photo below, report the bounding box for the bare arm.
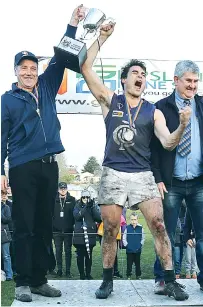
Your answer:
[81,23,115,118]
[154,107,191,151]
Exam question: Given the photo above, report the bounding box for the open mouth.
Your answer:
[134,81,142,89]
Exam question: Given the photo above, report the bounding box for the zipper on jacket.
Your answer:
[9,92,48,147]
[37,112,47,143]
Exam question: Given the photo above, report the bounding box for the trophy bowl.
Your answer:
[54,8,108,73]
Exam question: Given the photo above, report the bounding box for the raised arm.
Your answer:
[154,107,191,151]
[40,5,86,96]
[81,23,116,118]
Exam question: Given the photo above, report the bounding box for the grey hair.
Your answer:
[174,60,199,78]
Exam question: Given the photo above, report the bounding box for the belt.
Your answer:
[35,155,57,163]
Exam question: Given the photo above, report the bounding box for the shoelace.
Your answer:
[172,281,186,291]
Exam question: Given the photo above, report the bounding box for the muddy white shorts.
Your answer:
[98,166,161,209]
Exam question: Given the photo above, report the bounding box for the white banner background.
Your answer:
[39,58,203,114]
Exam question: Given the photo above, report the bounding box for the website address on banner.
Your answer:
[142,91,173,97]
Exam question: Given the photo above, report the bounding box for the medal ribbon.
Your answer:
[125,97,143,128]
[59,197,65,212]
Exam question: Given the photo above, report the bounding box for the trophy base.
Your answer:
[54,36,87,73]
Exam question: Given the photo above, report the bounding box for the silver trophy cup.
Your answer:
[54,8,106,73]
[81,8,106,40]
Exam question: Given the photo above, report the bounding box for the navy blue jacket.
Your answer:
[151,91,203,185]
[1,25,77,175]
[123,224,144,254]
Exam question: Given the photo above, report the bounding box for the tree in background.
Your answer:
[82,156,101,174]
[57,153,75,183]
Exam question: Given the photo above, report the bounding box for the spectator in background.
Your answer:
[1,191,13,281]
[123,213,145,279]
[174,200,186,279]
[7,185,12,201]
[174,217,184,279]
[53,182,76,278]
[184,210,198,279]
[73,190,101,280]
[5,190,16,276]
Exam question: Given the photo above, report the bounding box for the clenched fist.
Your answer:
[179,106,192,127]
[100,21,116,38]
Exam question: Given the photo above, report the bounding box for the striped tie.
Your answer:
[177,100,191,157]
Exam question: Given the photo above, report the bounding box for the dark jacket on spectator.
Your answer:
[1,203,12,244]
[6,199,13,232]
[73,199,101,246]
[53,192,76,233]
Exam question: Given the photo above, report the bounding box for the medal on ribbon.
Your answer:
[125,97,143,139]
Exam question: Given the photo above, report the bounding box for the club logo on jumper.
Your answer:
[113,125,135,150]
[117,102,123,110]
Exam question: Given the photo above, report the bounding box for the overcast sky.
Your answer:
[1,0,203,171]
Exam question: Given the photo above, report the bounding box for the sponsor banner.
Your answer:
[39,58,203,114]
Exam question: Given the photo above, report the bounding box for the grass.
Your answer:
[1,210,156,306]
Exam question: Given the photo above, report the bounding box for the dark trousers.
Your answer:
[75,245,94,277]
[126,252,141,277]
[154,176,203,284]
[9,160,58,287]
[53,233,73,273]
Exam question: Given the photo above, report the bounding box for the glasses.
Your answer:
[82,196,90,199]
[1,192,7,196]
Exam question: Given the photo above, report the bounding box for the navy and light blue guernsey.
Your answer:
[103,93,156,173]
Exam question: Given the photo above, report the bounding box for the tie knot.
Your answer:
[184,99,191,106]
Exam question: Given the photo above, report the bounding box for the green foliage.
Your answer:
[1,280,15,307]
[82,156,101,174]
[57,153,75,183]
[60,173,75,184]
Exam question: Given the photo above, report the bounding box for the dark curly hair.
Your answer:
[120,59,146,90]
